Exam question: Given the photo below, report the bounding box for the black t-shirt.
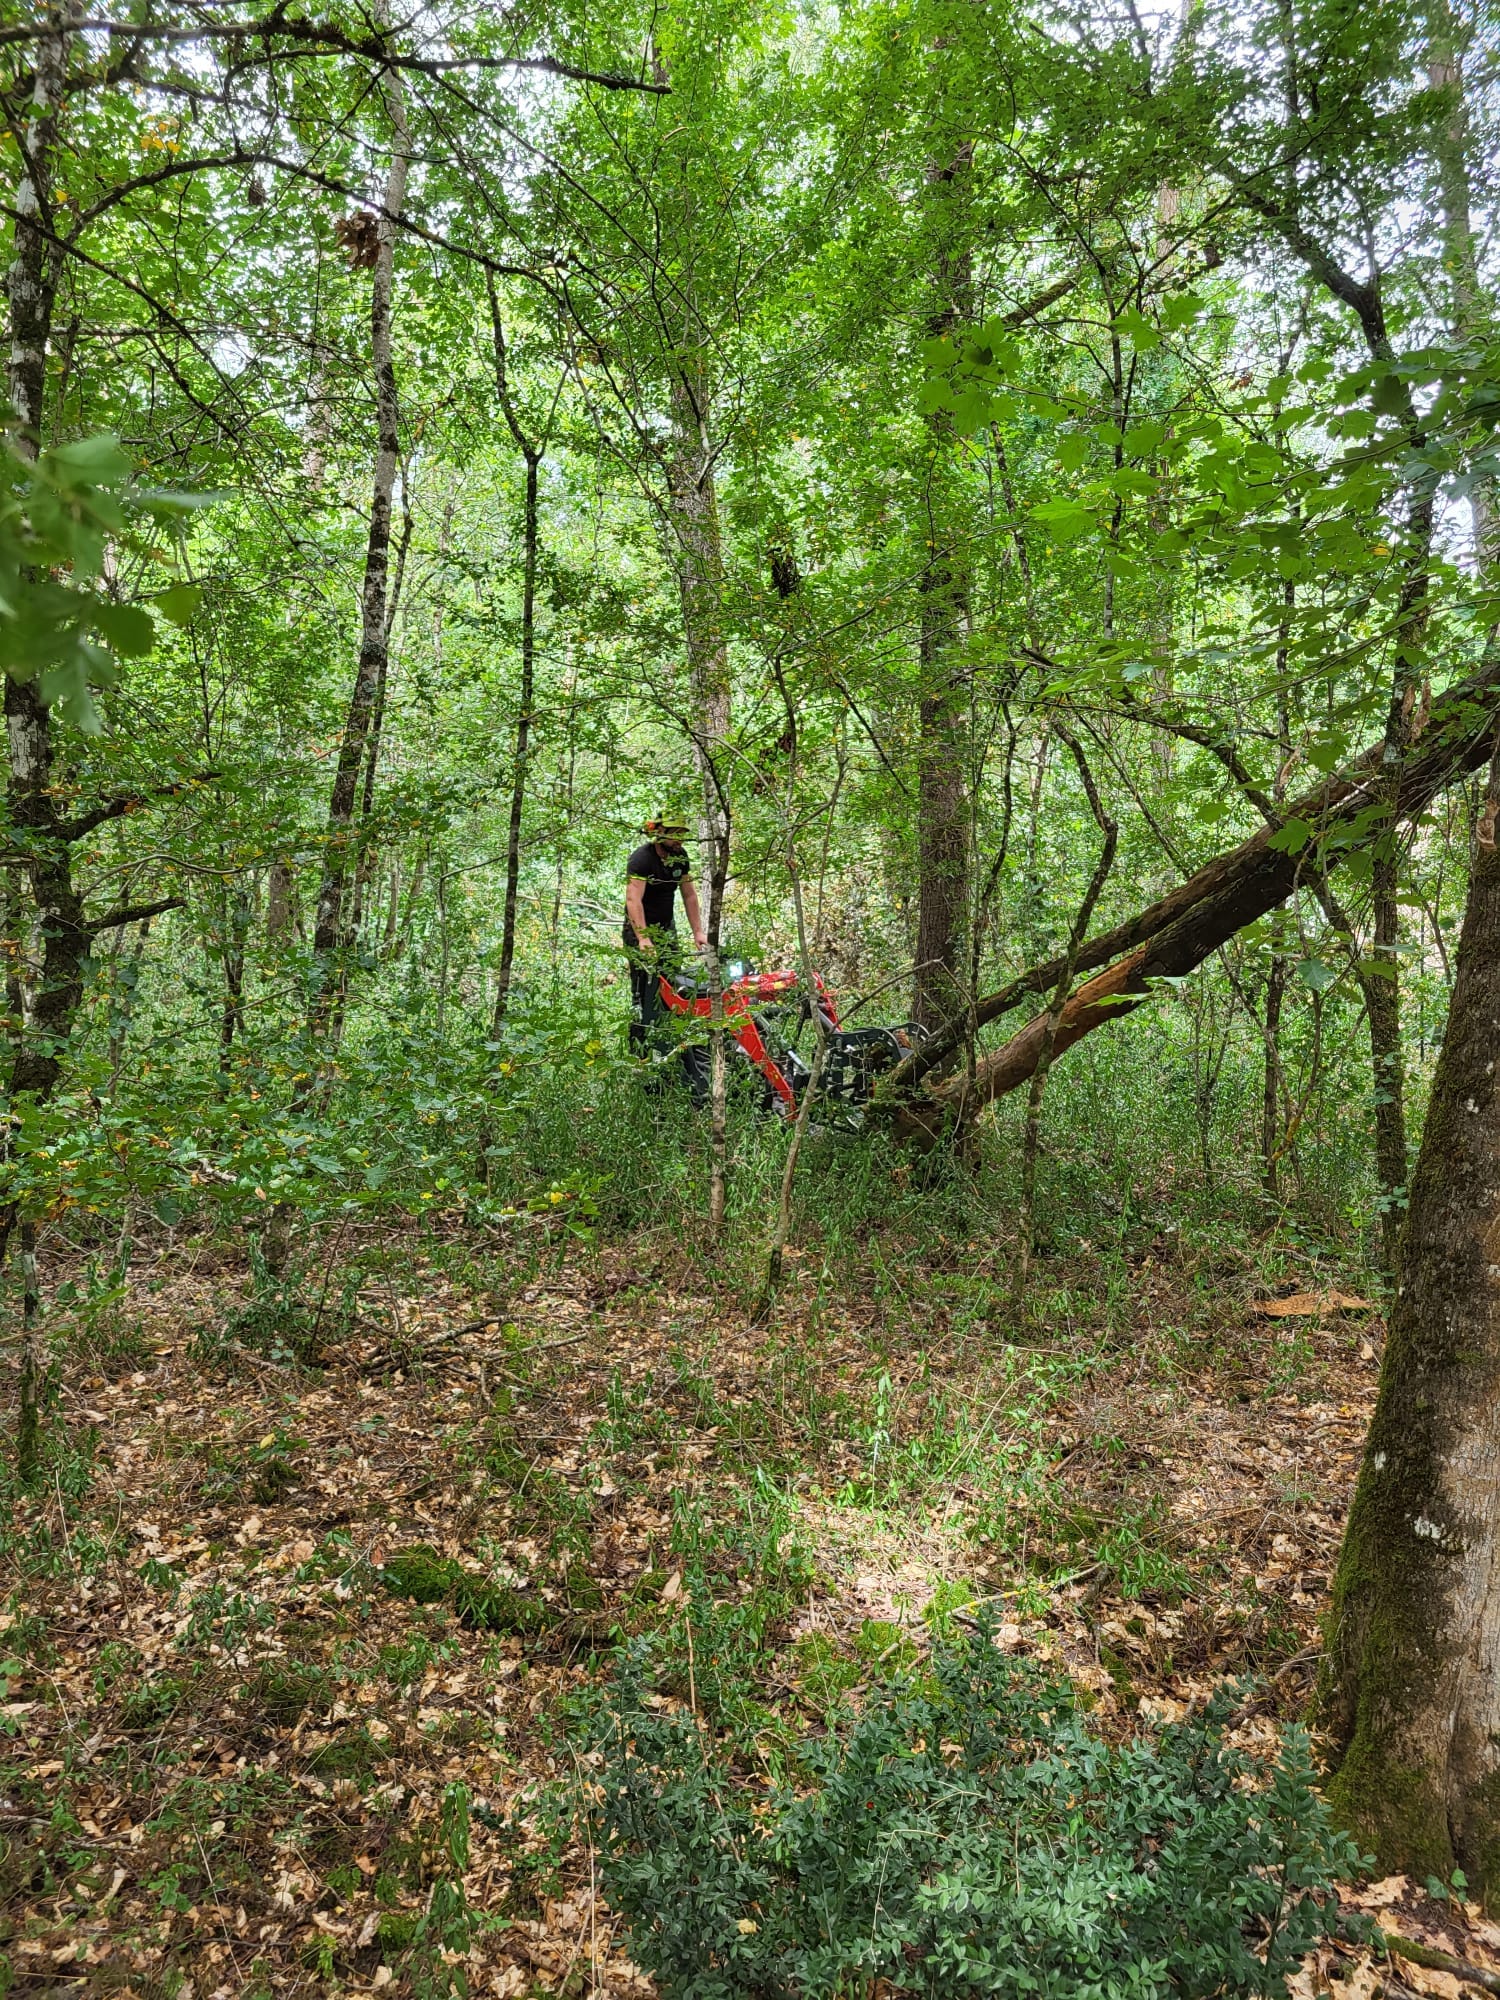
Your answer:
[623,842,690,944]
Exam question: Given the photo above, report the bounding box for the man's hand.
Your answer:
[636,933,655,956]
[693,930,707,951]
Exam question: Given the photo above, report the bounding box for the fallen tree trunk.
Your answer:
[883,653,1500,1145]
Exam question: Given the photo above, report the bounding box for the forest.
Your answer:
[2,0,1500,1993]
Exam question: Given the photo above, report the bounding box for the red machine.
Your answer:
[656,959,926,1120]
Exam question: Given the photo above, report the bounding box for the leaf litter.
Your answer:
[2,1220,1495,1996]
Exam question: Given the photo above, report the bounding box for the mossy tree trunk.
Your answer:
[1322,811,1500,1897]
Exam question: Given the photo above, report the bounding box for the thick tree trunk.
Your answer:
[1320,805,1500,1897]
[5,4,74,1464]
[884,647,1500,1142]
[308,46,408,1033]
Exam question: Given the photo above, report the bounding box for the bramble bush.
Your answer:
[588,1624,1361,2000]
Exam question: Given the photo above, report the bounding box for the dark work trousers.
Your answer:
[626,940,708,1105]
[628,952,666,1056]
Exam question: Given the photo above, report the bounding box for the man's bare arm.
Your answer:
[626,878,652,950]
[681,877,707,948]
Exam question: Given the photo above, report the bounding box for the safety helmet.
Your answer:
[643,816,690,839]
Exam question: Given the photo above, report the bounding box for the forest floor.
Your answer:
[3,1216,1500,1998]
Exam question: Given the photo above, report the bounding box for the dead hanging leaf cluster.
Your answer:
[335,210,382,268]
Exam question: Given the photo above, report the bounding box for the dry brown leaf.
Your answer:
[1346,1875,1412,1910]
[1255,1290,1375,1317]
[1391,1954,1466,2000]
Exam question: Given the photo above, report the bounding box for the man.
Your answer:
[623,816,707,1059]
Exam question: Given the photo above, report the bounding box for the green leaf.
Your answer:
[1056,434,1090,473]
[155,582,202,626]
[92,600,156,658]
[1267,817,1313,854]
[1110,306,1160,352]
[1295,957,1336,993]
[1030,499,1095,544]
[1161,292,1205,330]
[47,434,132,485]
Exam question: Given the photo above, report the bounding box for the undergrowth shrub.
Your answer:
[587,1623,1360,2000]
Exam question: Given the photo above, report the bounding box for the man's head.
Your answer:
[644,816,689,856]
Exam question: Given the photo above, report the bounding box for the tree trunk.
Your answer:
[1013,732,1117,1298]
[912,147,973,1034]
[308,40,408,1035]
[4,4,75,1462]
[491,449,537,1031]
[667,326,732,1240]
[1427,0,1495,567]
[218,886,249,1079]
[486,278,547,1035]
[1320,800,1500,1898]
[914,619,969,1033]
[1368,858,1409,1275]
[1261,951,1286,1197]
[3,6,79,1111]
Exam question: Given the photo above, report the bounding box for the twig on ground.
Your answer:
[1380,1932,1500,1997]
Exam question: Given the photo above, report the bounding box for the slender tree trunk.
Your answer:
[1013,732,1116,1298]
[1368,851,1408,1275]
[486,278,550,1034]
[914,618,969,1033]
[218,887,249,1079]
[492,446,536,1032]
[912,147,973,1035]
[15,1219,42,1482]
[1427,0,1495,567]
[759,653,828,1317]
[666,327,732,1240]
[106,918,150,1097]
[1263,591,1296,1197]
[550,666,578,974]
[1321,789,1500,1897]
[308,41,408,1035]
[1261,953,1286,1197]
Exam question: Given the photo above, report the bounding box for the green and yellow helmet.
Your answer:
[643,814,690,839]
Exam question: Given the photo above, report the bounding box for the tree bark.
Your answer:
[1320,795,1500,1898]
[1013,731,1117,1298]
[486,277,545,1035]
[5,3,75,1465]
[912,148,973,1034]
[1261,951,1286,1197]
[1427,0,1495,567]
[308,34,408,1034]
[664,255,731,1238]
